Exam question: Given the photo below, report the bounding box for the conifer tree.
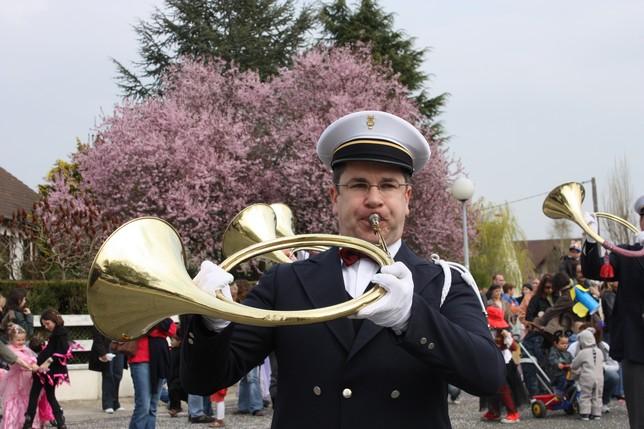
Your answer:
[319,0,446,138]
[114,0,314,99]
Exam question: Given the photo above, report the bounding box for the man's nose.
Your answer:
[364,185,384,206]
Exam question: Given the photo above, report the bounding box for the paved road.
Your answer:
[63,392,628,428]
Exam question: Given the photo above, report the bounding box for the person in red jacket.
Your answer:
[128,318,176,429]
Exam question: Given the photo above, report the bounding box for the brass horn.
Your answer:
[222,204,293,264]
[542,182,643,257]
[88,216,392,340]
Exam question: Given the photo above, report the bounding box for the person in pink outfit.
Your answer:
[0,325,41,429]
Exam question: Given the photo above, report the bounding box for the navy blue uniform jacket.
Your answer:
[581,241,644,363]
[181,243,505,429]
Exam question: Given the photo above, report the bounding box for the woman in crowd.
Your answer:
[526,274,557,322]
[128,318,176,429]
[2,289,34,339]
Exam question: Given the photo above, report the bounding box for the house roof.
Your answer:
[518,237,582,270]
[0,167,38,220]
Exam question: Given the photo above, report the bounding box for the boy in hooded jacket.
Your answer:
[572,328,604,420]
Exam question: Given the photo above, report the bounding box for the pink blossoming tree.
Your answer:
[75,46,468,268]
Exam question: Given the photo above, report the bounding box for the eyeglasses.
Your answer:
[335,180,410,196]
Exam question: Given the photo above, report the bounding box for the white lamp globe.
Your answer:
[452,177,475,202]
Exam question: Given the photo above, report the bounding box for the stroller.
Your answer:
[520,342,579,418]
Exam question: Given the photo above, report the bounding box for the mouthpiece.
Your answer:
[368,214,389,256]
[368,214,381,228]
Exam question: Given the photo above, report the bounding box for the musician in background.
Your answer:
[581,196,644,429]
[181,111,505,429]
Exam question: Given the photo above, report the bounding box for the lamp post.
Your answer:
[451,177,475,269]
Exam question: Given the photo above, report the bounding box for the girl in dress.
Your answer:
[22,309,71,429]
[0,324,41,429]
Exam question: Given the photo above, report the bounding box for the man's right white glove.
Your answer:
[583,212,598,243]
[354,261,414,334]
[193,260,234,331]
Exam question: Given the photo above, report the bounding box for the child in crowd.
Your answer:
[481,306,526,424]
[0,325,41,429]
[210,388,227,427]
[572,328,604,421]
[28,336,55,427]
[547,335,574,398]
[22,309,71,429]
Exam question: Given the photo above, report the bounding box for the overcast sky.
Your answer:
[2,1,643,240]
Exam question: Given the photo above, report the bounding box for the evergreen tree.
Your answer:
[319,0,447,138]
[114,0,314,99]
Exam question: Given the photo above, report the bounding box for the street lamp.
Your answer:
[451,177,475,269]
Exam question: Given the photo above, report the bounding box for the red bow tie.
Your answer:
[339,248,363,267]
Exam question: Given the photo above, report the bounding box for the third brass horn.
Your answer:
[543,182,644,257]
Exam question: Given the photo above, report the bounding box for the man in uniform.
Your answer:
[181,111,505,428]
[581,196,644,429]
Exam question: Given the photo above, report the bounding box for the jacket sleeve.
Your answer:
[398,270,506,396]
[0,342,17,364]
[91,327,108,357]
[181,268,277,395]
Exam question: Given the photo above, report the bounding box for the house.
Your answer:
[0,167,39,279]
[519,237,582,276]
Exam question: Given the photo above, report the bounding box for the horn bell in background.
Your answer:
[543,182,643,257]
[222,203,292,264]
[270,203,296,237]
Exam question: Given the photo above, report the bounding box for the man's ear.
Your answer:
[329,185,338,215]
[404,185,412,217]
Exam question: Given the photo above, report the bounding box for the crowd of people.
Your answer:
[477,240,625,423]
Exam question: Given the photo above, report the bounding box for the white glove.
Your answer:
[635,231,644,245]
[354,261,414,333]
[192,260,234,331]
[583,212,598,243]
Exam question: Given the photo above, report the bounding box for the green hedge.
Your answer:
[0,280,87,314]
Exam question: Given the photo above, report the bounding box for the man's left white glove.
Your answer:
[192,261,234,331]
[354,261,414,333]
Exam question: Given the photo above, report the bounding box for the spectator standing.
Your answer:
[525,274,557,322]
[22,308,71,429]
[2,289,33,339]
[89,327,127,414]
[516,283,533,305]
[167,332,186,417]
[560,240,581,279]
[128,318,176,429]
[487,284,512,324]
[481,306,526,423]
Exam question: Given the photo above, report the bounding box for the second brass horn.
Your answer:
[88,217,392,341]
[542,182,644,257]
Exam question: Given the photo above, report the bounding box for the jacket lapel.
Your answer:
[347,242,440,361]
[293,248,354,353]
